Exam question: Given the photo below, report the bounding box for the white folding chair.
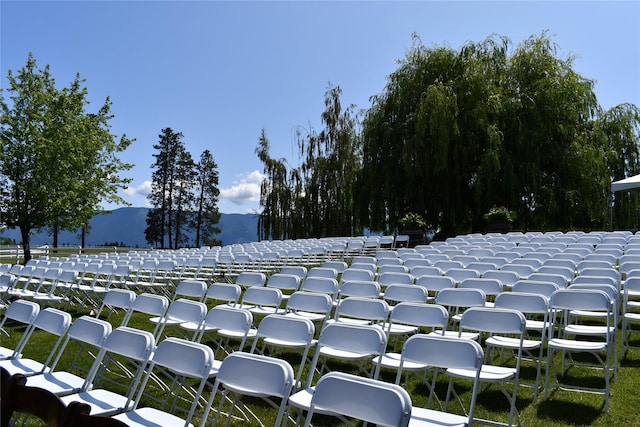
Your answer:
[338,280,381,301]
[374,303,449,372]
[448,307,526,426]
[414,275,455,301]
[249,314,316,387]
[328,296,389,328]
[234,271,266,288]
[459,277,504,308]
[0,307,72,376]
[237,286,283,320]
[113,337,216,427]
[432,287,486,340]
[395,334,484,427]
[94,289,136,321]
[149,298,207,341]
[22,316,112,395]
[622,277,640,360]
[266,273,301,300]
[544,288,615,411]
[121,292,169,338]
[206,351,294,427]
[195,305,256,358]
[340,267,375,284]
[288,322,389,424]
[494,291,550,401]
[300,277,339,301]
[60,326,156,416]
[203,282,241,307]
[0,300,40,360]
[303,371,412,427]
[284,291,333,327]
[169,279,207,303]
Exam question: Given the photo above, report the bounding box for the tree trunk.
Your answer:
[20,226,32,264]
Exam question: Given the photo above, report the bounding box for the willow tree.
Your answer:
[0,54,132,261]
[360,33,640,236]
[296,85,362,237]
[256,85,363,240]
[255,129,293,240]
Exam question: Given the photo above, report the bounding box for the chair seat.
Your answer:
[288,387,314,411]
[284,312,327,323]
[263,337,317,349]
[61,389,134,416]
[486,335,542,351]
[548,338,608,352]
[448,364,516,382]
[624,312,640,321]
[25,371,85,395]
[319,347,376,361]
[564,324,614,337]
[0,358,47,376]
[387,324,419,336]
[427,330,479,341]
[216,328,257,340]
[372,352,429,371]
[113,407,194,427]
[409,406,470,427]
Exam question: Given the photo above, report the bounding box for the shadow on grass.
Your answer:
[536,397,604,425]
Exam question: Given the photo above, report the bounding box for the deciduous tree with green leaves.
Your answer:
[359,33,640,236]
[0,53,132,262]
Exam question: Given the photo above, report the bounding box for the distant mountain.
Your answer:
[0,208,260,248]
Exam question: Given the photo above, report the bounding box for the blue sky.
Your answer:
[2,0,639,214]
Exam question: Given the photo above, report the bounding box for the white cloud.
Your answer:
[124,181,152,198]
[220,170,265,206]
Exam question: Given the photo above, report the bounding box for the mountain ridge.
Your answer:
[0,207,260,248]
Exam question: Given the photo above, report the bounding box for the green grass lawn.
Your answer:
[2,302,640,427]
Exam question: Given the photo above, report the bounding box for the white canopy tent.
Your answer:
[611,174,640,193]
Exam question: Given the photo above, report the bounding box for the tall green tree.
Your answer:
[146,127,195,249]
[256,85,363,240]
[256,129,293,240]
[193,150,221,247]
[360,33,640,236]
[0,53,132,262]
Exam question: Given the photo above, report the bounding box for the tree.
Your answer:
[193,150,221,247]
[256,85,363,240]
[0,53,132,262]
[146,127,192,249]
[359,33,640,236]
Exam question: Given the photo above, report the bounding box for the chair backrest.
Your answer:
[340,268,375,283]
[459,306,526,336]
[307,267,339,280]
[241,286,283,308]
[511,280,559,298]
[414,275,455,293]
[204,282,241,306]
[173,279,207,300]
[235,271,266,288]
[435,287,486,310]
[528,273,568,288]
[481,270,520,288]
[383,284,428,304]
[300,277,339,299]
[286,291,333,317]
[334,297,389,325]
[308,322,388,385]
[197,306,253,346]
[409,265,443,278]
[396,334,483,425]
[444,267,480,283]
[377,272,414,288]
[250,314,315,351]
[304,371,412,427]
[459,278,503,296]
[339,280,380,299]
[550,288,612,312]
[387,302,448,331]
[266,273,301,292]
[279,266,308,280]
